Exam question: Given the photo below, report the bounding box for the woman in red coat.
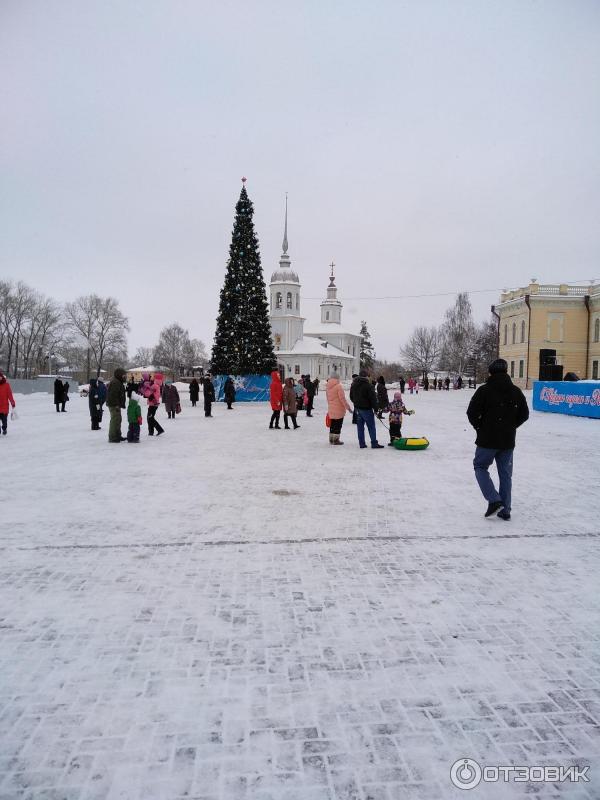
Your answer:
[0,370,16,435]
[269,370,283,429]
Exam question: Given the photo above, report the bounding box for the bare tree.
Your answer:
[130,346,154,366]
[0,282,37,377]
[373,359,405,383]
[182,337,208,369]
[153,323,207,377]
[439,292,477,375]
[472,318,498,382]
[400,326,441,379]
[65,294,129,378]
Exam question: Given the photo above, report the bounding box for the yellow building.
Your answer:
[494,282,600,388]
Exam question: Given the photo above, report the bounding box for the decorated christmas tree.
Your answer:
[211,181,277,376]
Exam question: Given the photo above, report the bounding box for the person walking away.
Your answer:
[349,371,384,449]
[189,378,200,407]
[224,377,236,410]
[351,374,358,424]
[294,378,304,411]
[283,377,300,429]
[106,368,127,443]
[269,370,283,429]
[399,375,406,395]
[376,376,389,419]
[203,373,215,417]
[126,376,137,399]
[61,381,70,412]
[457,375,463,389]
[88,378,103,430]
[467,358,529,521]
[163,380,180,419]
[53,378,63,413]
[444,377,450,391]
[97,378,107,408]
[127,391,143,442]
[140,372,165,436]
[387,391,414,446]
[314,377,320,395]
[424,376,429,391]
[407,377,415,395]
[0,370,16,436]
[326,373,352,444]
[305,375,316,417]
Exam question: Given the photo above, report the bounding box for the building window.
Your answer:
[286,292,292,309]
[318,364,322,375]
[296,294,299,310]
[512,322,516,344]
[521,320,526,343]
[547,312,564,342]
[294,364,300,374]
[326,311,329,320]
[503,324,507,345]
[593,360,599,380]
[276,292,282,309]
[510,360,515,377]
[519,360,524,378]
[352,346,355,356]
[287,363,291,371]
[595,318,600,343]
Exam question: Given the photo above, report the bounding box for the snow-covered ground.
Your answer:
[1,388,599,799]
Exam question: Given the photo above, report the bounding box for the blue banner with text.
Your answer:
[532,381,600,419]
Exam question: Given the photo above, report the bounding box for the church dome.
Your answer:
[270,265,299,284]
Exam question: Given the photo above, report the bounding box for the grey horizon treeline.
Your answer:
[0,279,208,380]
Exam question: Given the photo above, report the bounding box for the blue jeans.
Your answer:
[473,447,513,512]
[356,409,378,447]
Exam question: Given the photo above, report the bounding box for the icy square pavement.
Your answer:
[1,388,599,800]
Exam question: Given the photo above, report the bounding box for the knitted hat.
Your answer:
[394,391,402,400]
[488,358,508,374]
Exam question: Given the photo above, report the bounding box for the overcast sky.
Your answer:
[1,0,599,361]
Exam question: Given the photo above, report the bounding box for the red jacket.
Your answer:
[269,371,283,410]
[0,379,15,415]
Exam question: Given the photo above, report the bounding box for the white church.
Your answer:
[268,204,362,380]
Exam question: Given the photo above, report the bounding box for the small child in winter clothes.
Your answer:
[127,392,143,443]
[387,391,414,446]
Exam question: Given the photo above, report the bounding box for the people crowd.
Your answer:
[5,361,531,518]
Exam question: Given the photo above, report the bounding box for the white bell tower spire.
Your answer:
[268,195,304,351]
[320,261,343,324]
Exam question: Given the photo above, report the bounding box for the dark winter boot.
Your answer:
[332,434,344,445]
[497,509,511,521]
[485,500,503,517]
[329,433,335,444]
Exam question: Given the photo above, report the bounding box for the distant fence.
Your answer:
[9,378,80,395]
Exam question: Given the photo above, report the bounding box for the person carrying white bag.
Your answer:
[0,370,16,436]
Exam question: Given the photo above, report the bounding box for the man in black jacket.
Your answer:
[349,370,384,449]
[106,368,127,443]
[467,359,529,520]
[203,373,215,417]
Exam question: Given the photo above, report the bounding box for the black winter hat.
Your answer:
[488,358,508,374]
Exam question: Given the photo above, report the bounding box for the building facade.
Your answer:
[268,205,359,380]
[494,281,600,388]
